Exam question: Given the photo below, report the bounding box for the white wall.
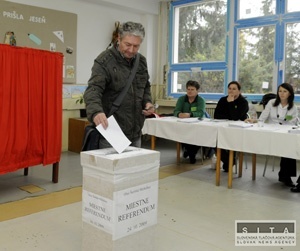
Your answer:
[85,0,160,15]
[5,0,160,84]
[4,0,162,151]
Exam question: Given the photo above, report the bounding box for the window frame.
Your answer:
[234,0,300,102]
[168,0,230,100]
[168,0,300,102]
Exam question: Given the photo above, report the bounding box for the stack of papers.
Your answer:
[228,121,253,128]
[177,118,200,123]
[211,119,228,122]
[288,128,300,134]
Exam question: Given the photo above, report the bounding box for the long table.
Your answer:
[142,117,227,186]
[218,124,300,159]
[217,124,300,188]
[142,117,300,188]
[142,117,221,163]
[142,117,220,147]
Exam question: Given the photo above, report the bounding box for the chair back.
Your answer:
[260,93,276,108]
[204,111,211,118]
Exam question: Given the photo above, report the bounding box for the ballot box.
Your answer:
[81,147,160,251]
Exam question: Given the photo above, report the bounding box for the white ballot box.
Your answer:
[81,147,160,251]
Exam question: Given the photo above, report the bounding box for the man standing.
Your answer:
[84,21,154,148]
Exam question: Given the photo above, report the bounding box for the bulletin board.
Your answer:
[0,1,77,83]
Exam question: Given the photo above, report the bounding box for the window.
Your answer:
[235,0,300,100]
[237,26,275,94]
[285,23,300,94]
[173,2,227,63]
[172,70,225,93]
[169,0,228,98]
[238,0,276,19]
[169,0,300,101]
[287,0,300,13]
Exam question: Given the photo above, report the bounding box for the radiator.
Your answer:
[205,104,216,118]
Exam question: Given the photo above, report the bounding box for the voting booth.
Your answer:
[81,147,160,251]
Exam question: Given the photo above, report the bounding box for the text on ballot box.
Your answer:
[81,146,160,251]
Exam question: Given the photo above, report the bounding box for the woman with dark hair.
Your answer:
[174,80,205,164]
[270,83,295,111]
[247,83,298,187]
[214,81,249,172]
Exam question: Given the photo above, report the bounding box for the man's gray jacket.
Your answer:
[84,46,152,141]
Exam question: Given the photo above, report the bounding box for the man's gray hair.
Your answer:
[118,21,145,41]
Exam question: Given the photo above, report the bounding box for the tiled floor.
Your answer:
[0,139,299,250]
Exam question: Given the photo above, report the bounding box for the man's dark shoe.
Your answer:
[183,151,188,159]
[189,155,196,164]
[290,185,300,193]
[222,164,228,172]
[279,177,295,187]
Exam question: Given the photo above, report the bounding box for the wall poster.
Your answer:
[0,1,77,83]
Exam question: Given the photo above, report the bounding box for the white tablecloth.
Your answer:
[217,124,300,159]
[142,117,224,147]
[143,118,300,188]
[143,118,300,160]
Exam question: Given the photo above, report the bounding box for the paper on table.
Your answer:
[210,119,228,122]
[228,121,253,128]
[257,126,280,132]
[177,118,200,123]
[96,115,131,153]
[288,128,300,134]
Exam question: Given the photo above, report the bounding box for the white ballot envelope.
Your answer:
[96,116,131,153]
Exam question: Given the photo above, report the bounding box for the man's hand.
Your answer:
[93,112,108,129]
[142,103,155,116]
[244,118,257,124]
[178,112,191,118]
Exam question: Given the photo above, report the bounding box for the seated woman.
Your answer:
[214,81,249,172]
[246,83,298,188]
[173,80,205,164]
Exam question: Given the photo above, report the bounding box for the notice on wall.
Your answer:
[82,180,158,240]
[0,1,77,83]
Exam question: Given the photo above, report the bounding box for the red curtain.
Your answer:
[0,44,63,174]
